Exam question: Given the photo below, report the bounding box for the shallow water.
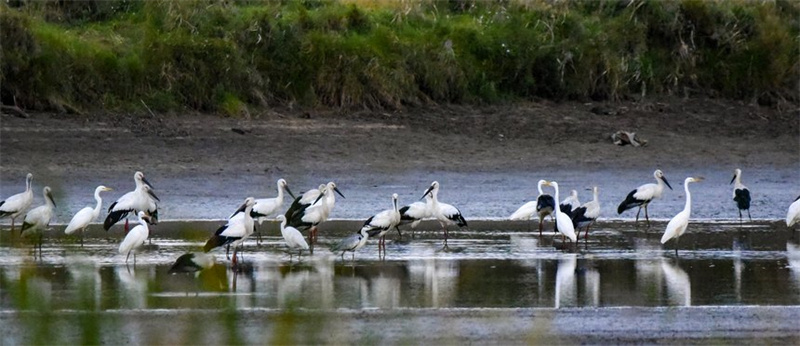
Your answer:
[2,221,799,312]
[2,166,798,223]
[3,221,800,344]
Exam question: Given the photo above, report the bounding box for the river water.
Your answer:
[1,220,799,343]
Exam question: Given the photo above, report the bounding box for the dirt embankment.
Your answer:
[4,97,796,174]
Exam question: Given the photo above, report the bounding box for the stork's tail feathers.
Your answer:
[617,191,639,214]
[203,235,231,252]
[454,214,468,228]
[148,209,159,224]
[104,209,129,231]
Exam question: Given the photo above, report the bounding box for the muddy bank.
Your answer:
[1,98,798,223]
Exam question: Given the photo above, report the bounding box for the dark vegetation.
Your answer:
[1,0,798,115]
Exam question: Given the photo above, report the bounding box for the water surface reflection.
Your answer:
[3,255,799,312]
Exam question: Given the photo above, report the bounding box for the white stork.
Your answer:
[661,177,704,257]
[243,178,296,244]
[204,197,255,267]
[617,169,673,226]
[510,179,554,236]
[104,171,159,231]
[422,181,467,249]
[730,168,751,222]
[118,211,151,265]
[570,186,600,240]
[0,173,34,231]
[285,182,344,245]
[398,193,431,239]
[363,193,401,256]
[64,185,113,246]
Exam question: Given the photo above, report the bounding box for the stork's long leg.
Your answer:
[644,205,651,227]
[635,207,641,224]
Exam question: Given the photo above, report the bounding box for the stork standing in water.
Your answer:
[243,178,295,244]
[20,186,56,258]
[543,181,577,246]
[787,195,800,228]
[105,171,159,232]
[617,169,673,227]
[363,193,401,257]
[204,197,255,267]
[560,189,581,217]
[285,184,326,217]
[398,193,431,239]
[64,185,113,246]
[422,181,467,249]
[730,168,751,222]
[286,182,344,246]
[509,180,554,236]
[571,186,601,240]
[0,173,34,231]
[118,211,151,265]
[276,215,309,261]
[661,177,704,257]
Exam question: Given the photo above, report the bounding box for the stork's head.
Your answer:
[730,168,742,184]
[655,169,673,190]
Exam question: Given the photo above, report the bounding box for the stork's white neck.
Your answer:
[276,182,285,201]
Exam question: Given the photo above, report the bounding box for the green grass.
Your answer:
[1,0,797,113]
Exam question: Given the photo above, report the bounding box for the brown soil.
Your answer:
[1,97,797,180]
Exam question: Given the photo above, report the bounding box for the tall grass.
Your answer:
[1,0,797,113]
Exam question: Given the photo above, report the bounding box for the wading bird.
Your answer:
[571,186,600,240]
[363,193,401,256]
[398,193,431,239]
[119,211,150,265]
[64,185,113,246]
[617,169,673,227]
[560,189,581,217]
[509,180,554,236]
[105,171,159,232]
[544,181,577,245]
[20,186,56,257]
[330,227,369,261]
[787,195,800,228]
[204,197,255,267]
[242,178,295,244]
[730,168,751,222]
[0,173,34,231]
[276,215,309,261]
[661,177,704,257]
[422,181,467,249]
[286,182,344,245]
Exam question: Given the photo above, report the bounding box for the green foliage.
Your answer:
[1,0,797,112]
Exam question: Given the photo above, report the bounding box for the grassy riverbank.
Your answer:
[1,0,798,114]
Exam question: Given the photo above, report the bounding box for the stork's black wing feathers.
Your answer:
[734,188,751,211]
[617,190,643,214]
